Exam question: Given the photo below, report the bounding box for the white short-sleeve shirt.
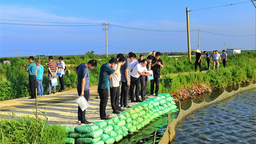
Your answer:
[131,64,147,78]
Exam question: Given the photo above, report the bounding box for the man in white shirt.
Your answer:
[110,54,126,114]
[130,59,151,102]
[57,56,66,92]
[213,50,220,70]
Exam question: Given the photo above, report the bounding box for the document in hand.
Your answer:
[148,70,154,80]
[75,96,90,111]
[57,68,63,77]
[51,78,58,86]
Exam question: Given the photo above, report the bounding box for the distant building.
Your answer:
[3,60,11,65]
[227,49,241,55]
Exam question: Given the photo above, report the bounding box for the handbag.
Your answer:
[51,78,58,86]
[75,96,90,111]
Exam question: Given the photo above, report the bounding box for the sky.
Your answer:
[0,0,255,57]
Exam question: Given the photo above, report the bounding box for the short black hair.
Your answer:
[29,56,34,60]
[109,58,118,64]
[129,53,136,58]
[128,52,133,56]
[156,52,161,56]
[117,53,124,59]
[140,54,143,57]
[141,59,147,63]
[49,56,53,59]
[222,50,225,52]
[204,51,207,53]
[88,59,97,67]
[118,56,126,62]
[58,56,63,60]
[147,55,154,60]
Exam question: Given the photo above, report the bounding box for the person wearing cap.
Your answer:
[204,51,210,70]
[36,60,44,96]
[151,52,164,96]
[138,54,143,63]
[47,56,58,94]
[24,56,37,99]
[57,56,66,92]
[195,49,202,72]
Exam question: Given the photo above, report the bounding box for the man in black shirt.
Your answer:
[151,52,164,96]
[204,51,210,70]
[195,49,202,72]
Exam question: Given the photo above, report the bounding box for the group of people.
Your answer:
[195,49,228,72]
[24,56,66,99]
[75,51,164,124]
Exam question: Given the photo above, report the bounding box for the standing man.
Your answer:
[213,50,220,70]
[110,55,126,114]
[121,54,136,108]
[152,51,156,57]
[57,56,65,92]
[142,55,154,97]
[130,59,151,102]
[36,60,44,96]
[129,53,138,98]
[151,52,164,96]
[98,58,121,120]
[47,56,58,95]
[222,50,228,68]
[138,54,143,63]
[195,49,202,72]
[24,56,37,99]
[75,60,97,124]
[204,51,210,70]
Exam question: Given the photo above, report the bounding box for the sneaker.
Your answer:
[81,120,92,125]
[101,116,111,120]
[53,92,56,94]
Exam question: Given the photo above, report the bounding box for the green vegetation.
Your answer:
[0,51,256,101]
[0,116,68,144]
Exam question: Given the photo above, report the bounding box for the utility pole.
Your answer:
[224,42,226,51]
[251,0,256,56]
[17,49,19,57]
[198,30,200,50]
[103,23,110,57]
[186,7,192,61]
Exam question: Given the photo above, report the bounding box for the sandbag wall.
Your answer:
[64,93,179,144]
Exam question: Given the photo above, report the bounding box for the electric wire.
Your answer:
[0,22,101,27]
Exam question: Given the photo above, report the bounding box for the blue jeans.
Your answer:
[36,79,43,96]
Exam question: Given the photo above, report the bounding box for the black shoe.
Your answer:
[136,100,143,102]
[47,93,51,95]
[125,106,132,108]
[117,108,124,111]
[29,97,35,99]
[81,120,92,125]
[101,116,111,120]
[113,111,120,114]
[131,100,136,102]
[53,92,55,94]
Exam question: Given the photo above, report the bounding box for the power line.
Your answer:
[0,22,101,27]
[190,1,251,12]
[200,30,254,37]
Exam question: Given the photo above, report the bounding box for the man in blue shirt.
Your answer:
[98,58,121,120]
[204,51,210,70]
[222,50,228,68]
[36,60,44,96]
[75,60,97,124]
[24,56,37,99]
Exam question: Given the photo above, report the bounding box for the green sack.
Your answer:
[171,105,177,109]
[65,138,75,144]
[76,137,101,144]
[116,114,126,120]
[148,104,154,109]
[92,121,107,129]
[115,129,123,135]
[80,129,103,138]
[162,104,168,108]
[110,116,120,124]
[117,120,126,127]
[164,108,170,113]
[154,102,160,107]
[104,137,115,144]
[121,126,128,132]
[101,134,110,141]
[136,124,143,130]
[158,93,170,96]
[94,141,104,144]
[159,99,167,104]
[105,119,114,125]
[64,126,75,133]
[112,125,119,131]
[126,109,136,115]
[103,125,113,134]
[126,117,132,123]
[128,126,137,133]
[121,111,131,118]
[75,125,100,134]
[133,107,140,113]
[166,96,173,102]
[137,105,144,110]
[122,131,128,137]
[131,113,139,119]
[115,135,123,142]
[138,111,146,117]
[155,97,162,101]
[144,107,149,111]
[125,123,133,129]
[159,106,164,110]
[172,108,179,113]
[68,133,80,138]
[131,120,138,126]
[138,117,143,123]
[109,131,118,137]
[171,101,176,105]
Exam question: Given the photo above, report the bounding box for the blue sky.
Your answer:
[0,0,255,57]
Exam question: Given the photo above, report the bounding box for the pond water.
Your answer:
[174,89,256,144]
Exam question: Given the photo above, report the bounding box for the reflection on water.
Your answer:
[174,89,256,144]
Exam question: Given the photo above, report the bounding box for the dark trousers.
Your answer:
[99,89,109,118]
[195,61,201,72]
[129,76,132,98]
[121,82,129,107]
[130,76,140,101]
[140,76,147,100]
[223,59,227,68]
[110,86,121,111]
[59,75,64,91]
[151,75,160,96]
[29,75,36,98]
[77,90,89,122]
[206,58,210,70]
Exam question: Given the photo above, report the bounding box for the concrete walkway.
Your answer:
[0,85,141,127]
